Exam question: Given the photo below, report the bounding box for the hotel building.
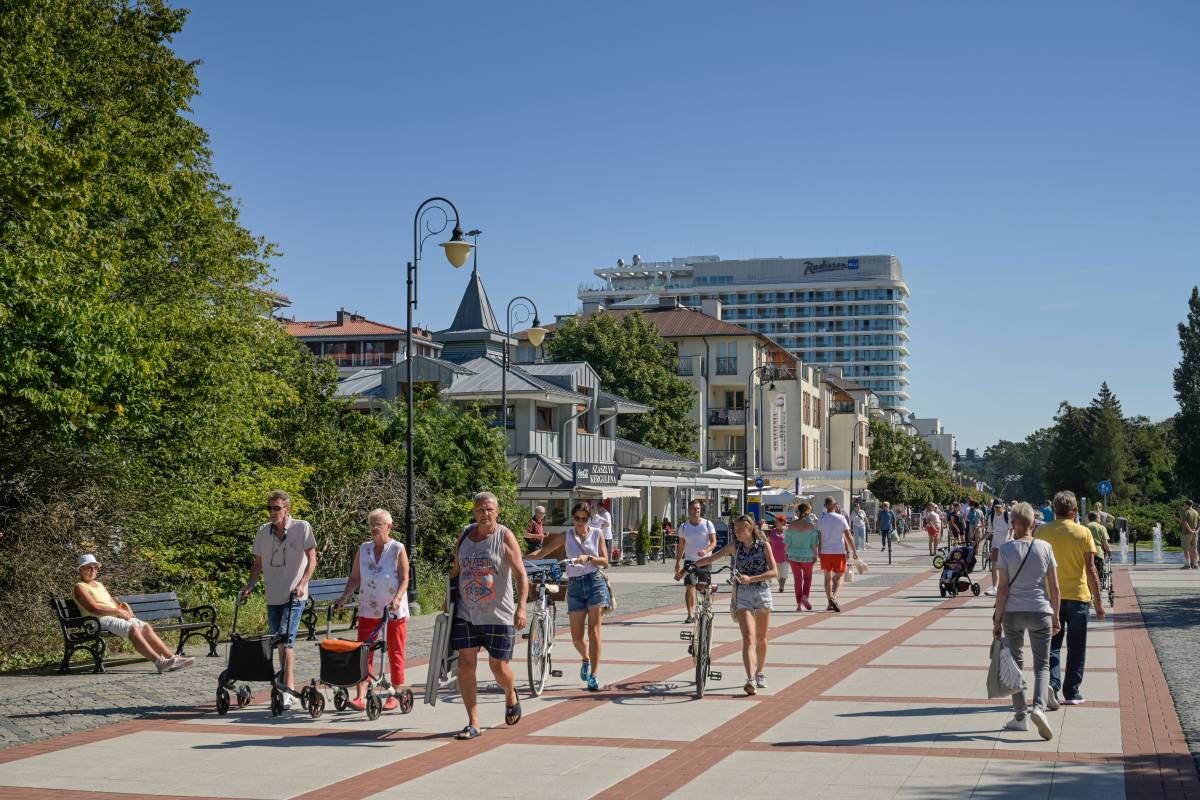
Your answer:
[579,254,911,416]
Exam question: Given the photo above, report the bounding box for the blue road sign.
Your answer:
[754,477,765,490]
[1097,480,1113,496]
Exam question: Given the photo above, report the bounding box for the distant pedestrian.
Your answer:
[965,500,984,547]
[684,514,777,694]
[786,503,820,611]
[448,492,529,739]
[590,500,614,565]
[768,516,788,593]
[525,506,546,553]
[923,503,942,556]
[876,501,896,553]
[674,499,717,623]
[240,490,317,710]
[849,501,868,551]
[992,502,1060,740]
[1180,500,1199,569]
[985,501,1012,596]
[1038,490,1105,708]
[1040,500,1055,527]
[817,497,858,612]
[947,502,965,546]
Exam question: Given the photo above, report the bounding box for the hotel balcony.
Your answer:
[708,407,748,426]
[707,449,745,471]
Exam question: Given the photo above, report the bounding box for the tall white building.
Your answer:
[579,254,911,416]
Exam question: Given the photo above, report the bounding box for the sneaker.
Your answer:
[743,680,757,696]
[830,599,841,613]
[586,675,600,692]
[168,655,195,672]
[155,655,176,673]
[580,661,591,681]
[1003,714,1028,732]
[984,587,997,596]
[802,597,813,611]
[1029,707,1053,740]
[1047,688,1060,711]
[755,673,766,689]
[1062,696,1085,705]
[684,615,695,624]
[282,693,294,711]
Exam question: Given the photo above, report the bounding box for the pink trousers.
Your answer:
[789,560,814,602]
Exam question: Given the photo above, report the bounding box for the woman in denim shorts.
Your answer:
[687,514,778,695]
[529,501,611,691]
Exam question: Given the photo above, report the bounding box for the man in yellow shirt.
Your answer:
[1180,500,1199,570]
[1037,491,1105,708]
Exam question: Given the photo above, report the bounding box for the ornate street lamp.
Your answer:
[501,296,546,441]
[405,197,473,611]
[743,364,775,514]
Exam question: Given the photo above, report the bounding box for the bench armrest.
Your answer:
[64,615,103,642]
[181,604,217,623]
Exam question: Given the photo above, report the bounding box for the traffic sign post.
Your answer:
[754,477,764,490]
[1097,480,1112,512]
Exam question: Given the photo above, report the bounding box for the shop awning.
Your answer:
[574,485,643,499]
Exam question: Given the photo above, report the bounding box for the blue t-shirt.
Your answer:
[877,510,895,531]
[1041,506,1054,523]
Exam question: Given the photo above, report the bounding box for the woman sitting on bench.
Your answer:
[73,554,193,674]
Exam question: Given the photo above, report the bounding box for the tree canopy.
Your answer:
[546,312,699,457]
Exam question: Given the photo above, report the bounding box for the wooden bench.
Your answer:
[50,592,219,674]
[301,577,357,641]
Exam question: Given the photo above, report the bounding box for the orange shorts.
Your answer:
[819,553,847,573]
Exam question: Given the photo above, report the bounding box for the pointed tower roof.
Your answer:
[447,266,500,333]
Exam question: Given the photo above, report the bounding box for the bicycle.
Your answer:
[1097,556,1114,608]
[679,563,735,699]
[524,559,570,697]
[979,538,992,573]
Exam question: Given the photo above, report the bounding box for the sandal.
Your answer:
[455,725,482,740]
[348,698,365,712]
[505,700,522,726]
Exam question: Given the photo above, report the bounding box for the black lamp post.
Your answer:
[848,417,869,525]
[405,197,473,610]
[501,297,546,442]
[742,364,775,514]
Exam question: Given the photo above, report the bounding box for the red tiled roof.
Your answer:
[285,319,420,338]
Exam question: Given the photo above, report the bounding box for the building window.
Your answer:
[803,393,811,426]
[575,404,590,433]
[802,434,809,469]
[535,406,553,432]
[716,341,738,375]
[723,390,745,410]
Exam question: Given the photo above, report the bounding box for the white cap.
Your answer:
[78,554,100,569]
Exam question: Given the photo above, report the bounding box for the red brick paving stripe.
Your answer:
[0,719,147,765]
[1113,568,1200,799]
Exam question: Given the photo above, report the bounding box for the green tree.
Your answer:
[1086,382,1127,500]
[546,312,699,457]
[1175,286,1200,501]
[1124,417,1174,504]
[1043,402,1092,499]
[868,418,950,481]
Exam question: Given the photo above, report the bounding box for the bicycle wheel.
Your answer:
[694,614,710,699]
[527,613,548,697]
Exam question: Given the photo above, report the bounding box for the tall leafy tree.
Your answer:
[867,418,950,481]
[1043,402,1091,499]
[1175,286,1200,501]
[1087,382,1127,499]
[546,312,699,457]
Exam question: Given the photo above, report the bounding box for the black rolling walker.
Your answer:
[216,591,307,716]
[303,606,414,720]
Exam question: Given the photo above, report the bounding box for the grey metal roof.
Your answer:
[335,369,385,398]
[615,438,698,468]
[598,390,652,413]
[521,362,586,377]
[442,357,590,401]
[445,267,501,334]
[398,354,473,374]
[507,453,574,490]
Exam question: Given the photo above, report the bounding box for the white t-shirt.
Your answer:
[591,509,613,542]
[679,519,716,561]
[816,511,850,555]
[990,513,1012,547]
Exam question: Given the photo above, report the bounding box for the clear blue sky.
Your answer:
[173,0,1199,451]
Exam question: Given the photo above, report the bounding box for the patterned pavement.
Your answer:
[0,539,1197,799]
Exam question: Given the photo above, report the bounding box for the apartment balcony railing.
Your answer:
[323,352,401,368]
[715,357,738,375]
[707,450,745,470]
[708,407,747,426]
[676,359,695,377]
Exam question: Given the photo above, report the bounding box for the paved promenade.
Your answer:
[1,539,1198,799]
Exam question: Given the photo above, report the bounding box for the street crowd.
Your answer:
[68,487,1200,744]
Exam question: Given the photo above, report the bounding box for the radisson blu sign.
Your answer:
[803,258,859,276]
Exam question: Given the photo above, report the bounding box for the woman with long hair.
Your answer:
[785,502,820,611]
[682,514,778,695]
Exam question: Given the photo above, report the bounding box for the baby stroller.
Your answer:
[304,605,413,721]
[938,545,981,597]
[216,591,307,715]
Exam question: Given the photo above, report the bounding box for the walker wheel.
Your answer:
[365,692,382,721]
[971,583,981,596]
[398,688,414,714]
[236,685,252,708]
[309,691,325,719]
[299,686,310,711]
[217,668,231,690]
[269,689,283,717]
[333,687,348,712]
[216,687,230,715]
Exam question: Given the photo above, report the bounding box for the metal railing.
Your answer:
[715,357,738,375]
[707,450,745,470]
[708,408,747,426]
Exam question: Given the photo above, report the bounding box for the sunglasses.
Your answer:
[573,514,590,522]
[267,505,287,512]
